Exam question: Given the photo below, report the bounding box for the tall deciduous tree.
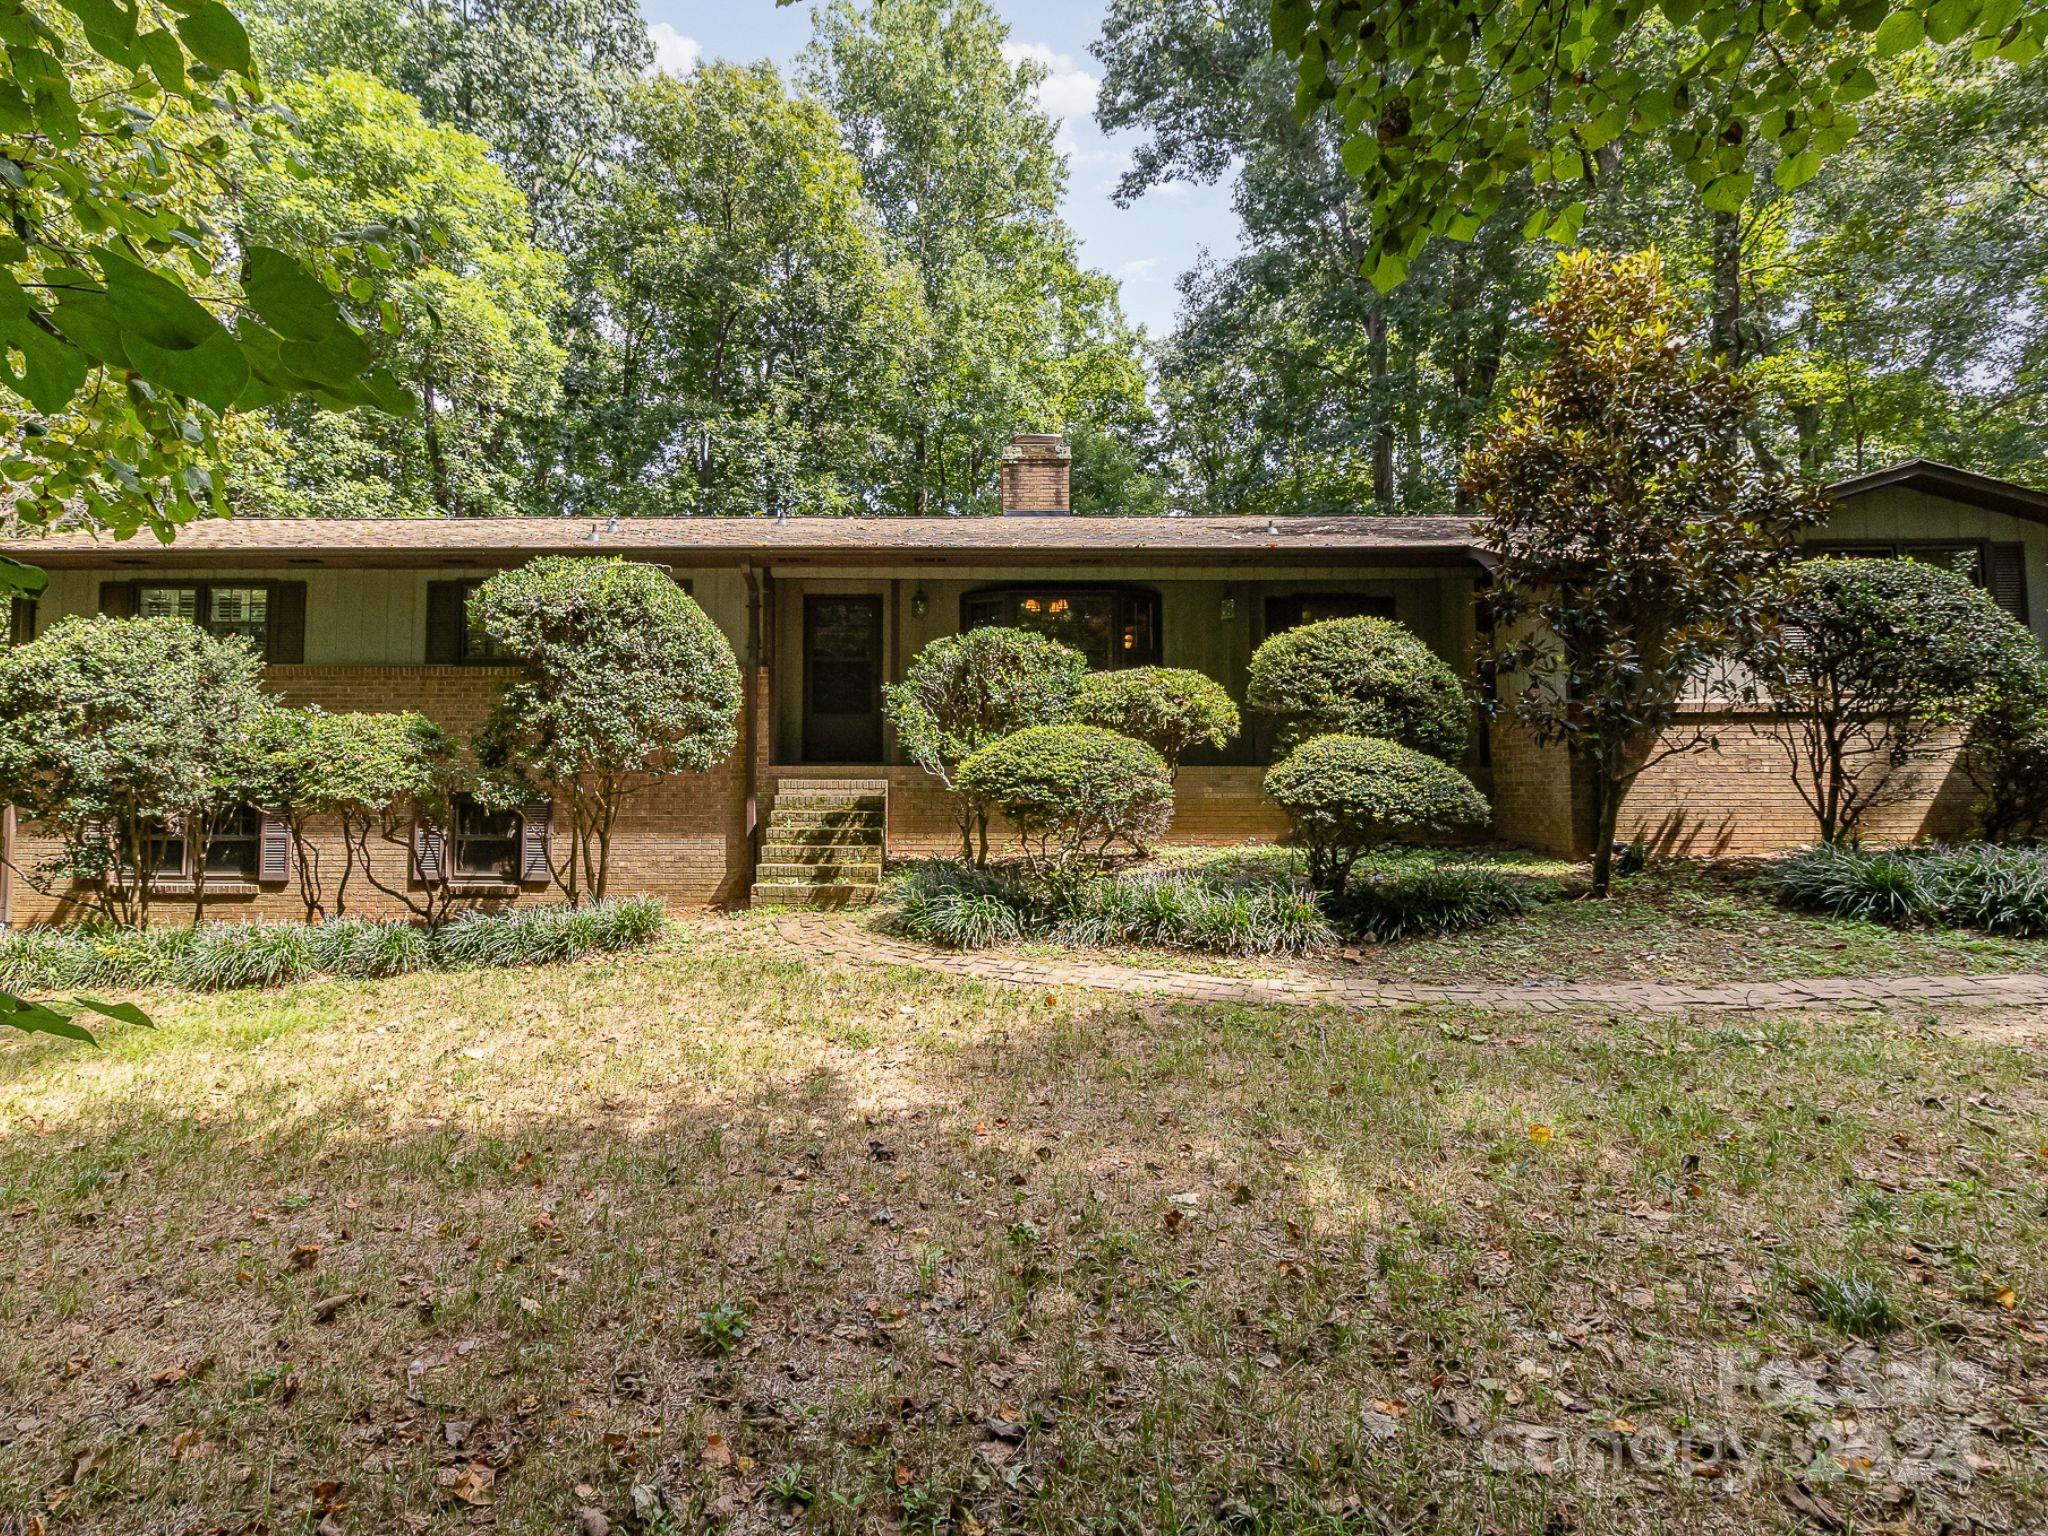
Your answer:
[805,0,1152,515]
[1466,250,1826,896]
[572,62,921,515]
[225,71,567,517]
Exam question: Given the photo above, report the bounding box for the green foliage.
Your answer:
[803,0,1154,515]
[1755,556,2029,842]
[472,558,741,900]
[884,629,1089,861]
[1272,0,2045,291]
[1800,1268,1900,1338]
[1964,633,2048,845]
[880,859,1335,956]
[1073,668,1240,772]
[695,1299,751,1355]
[0,899,664,993]
[573,61,920,515]
[1769,844,2048,937]
[956,725,1175,867]
[0,992,150,1046]
[1263,734,1490,893]
[1329,864,1534,942]
[1468,250,1827,893]
[225,70,567,518]
[1,0,404,549]
[0,617,271,928]
[1245,617,1468,760]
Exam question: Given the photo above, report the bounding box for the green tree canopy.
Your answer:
[1272,0,2048,292]
[224,70,567,517]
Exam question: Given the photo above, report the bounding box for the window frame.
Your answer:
[125,805,270,889]
[446,793,526,886]
[958,583,1162,670]
[118,579,300,662]
[1805,538,1988,581]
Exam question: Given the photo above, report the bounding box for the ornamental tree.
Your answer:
[1466,250,1827,895]
[472,558,742,902]
[0,617,270,929]
[297,710,465,925]
[1272,0,2046,292]
[1264,734,1491,895]
[1074,667,1241,775]
[884,628,1090,863]
[1755,556,2032,843]
[956,725,1175,868]
[1245,616,1468,761]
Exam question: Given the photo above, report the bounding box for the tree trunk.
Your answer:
[1586,758,1621,898]
[422,377,454,516]
[1367,304,1394,507]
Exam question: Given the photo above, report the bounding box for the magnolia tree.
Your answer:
[1755,557,2033,843]
[1074,667,1239,776]
[884,628,1089,864]
[1465,250,1826,895]
[472,558,742,902]
[0,617,270,929]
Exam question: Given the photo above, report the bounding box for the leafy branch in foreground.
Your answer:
[0,992,149,1045]
[1272,0,2048,289]
[2,0,411,562]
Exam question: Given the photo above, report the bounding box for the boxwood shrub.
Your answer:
[1246,617,1469,760]
[1073,667,1240,773]
[956,724,1174,865]
[1264,734,1490,893]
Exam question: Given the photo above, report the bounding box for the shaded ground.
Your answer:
[994,852,2048,984]
[3,918,2045,1534]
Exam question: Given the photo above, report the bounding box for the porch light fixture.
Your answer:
[910,587,929,619]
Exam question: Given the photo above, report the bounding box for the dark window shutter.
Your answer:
[7,597,35,645]
[266,581,307,663]
[519,800,553,883]
[258,812,291,884]
[425,580,468,664]
[98,580,136,618]
[413,820,447,884]
[1988,544,2031,628]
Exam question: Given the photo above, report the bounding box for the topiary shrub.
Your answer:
[955,724,1173,868]
[1245,616,1468,760]
[885,628,1090,864]
[1073,667,1240,774]
[1264,734,1490,893]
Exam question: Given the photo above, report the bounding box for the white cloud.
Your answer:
[647,21,700,76]
[1001,40,1100,122]
[1154,180,1194,199]
[1120,258,1160,282]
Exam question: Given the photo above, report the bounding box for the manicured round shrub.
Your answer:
[1246,617,1468,760]
[1264,734,1490,892]
[956,724,1173,866]
[1073,667,1240,773]
[885,627,1090,862]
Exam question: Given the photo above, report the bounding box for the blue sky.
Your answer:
[634,0,1243,336]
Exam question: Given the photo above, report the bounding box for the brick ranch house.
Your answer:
[0,438,2041,923]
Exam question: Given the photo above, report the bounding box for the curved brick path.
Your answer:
[775,915,2048,1015]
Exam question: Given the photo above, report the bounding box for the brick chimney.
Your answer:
[999,433,1072,515]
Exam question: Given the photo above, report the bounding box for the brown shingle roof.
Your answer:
[0,514,1484,569]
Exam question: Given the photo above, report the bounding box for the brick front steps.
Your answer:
[750,780,887,909]
[773,914,2048,1016]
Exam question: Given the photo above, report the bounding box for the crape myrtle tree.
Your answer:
[1466,250,1827,896]
[883,628,1090,865]
[313,710,466,925]
[0,618,270,930]
[471,558,743,903]
[1754,556,2032,843]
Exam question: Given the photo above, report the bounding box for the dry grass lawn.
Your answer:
[2,915,2046,1535]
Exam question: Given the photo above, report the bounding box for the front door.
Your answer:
[803,595,885,762]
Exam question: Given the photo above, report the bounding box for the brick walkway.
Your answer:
[774,915,2048,1015]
